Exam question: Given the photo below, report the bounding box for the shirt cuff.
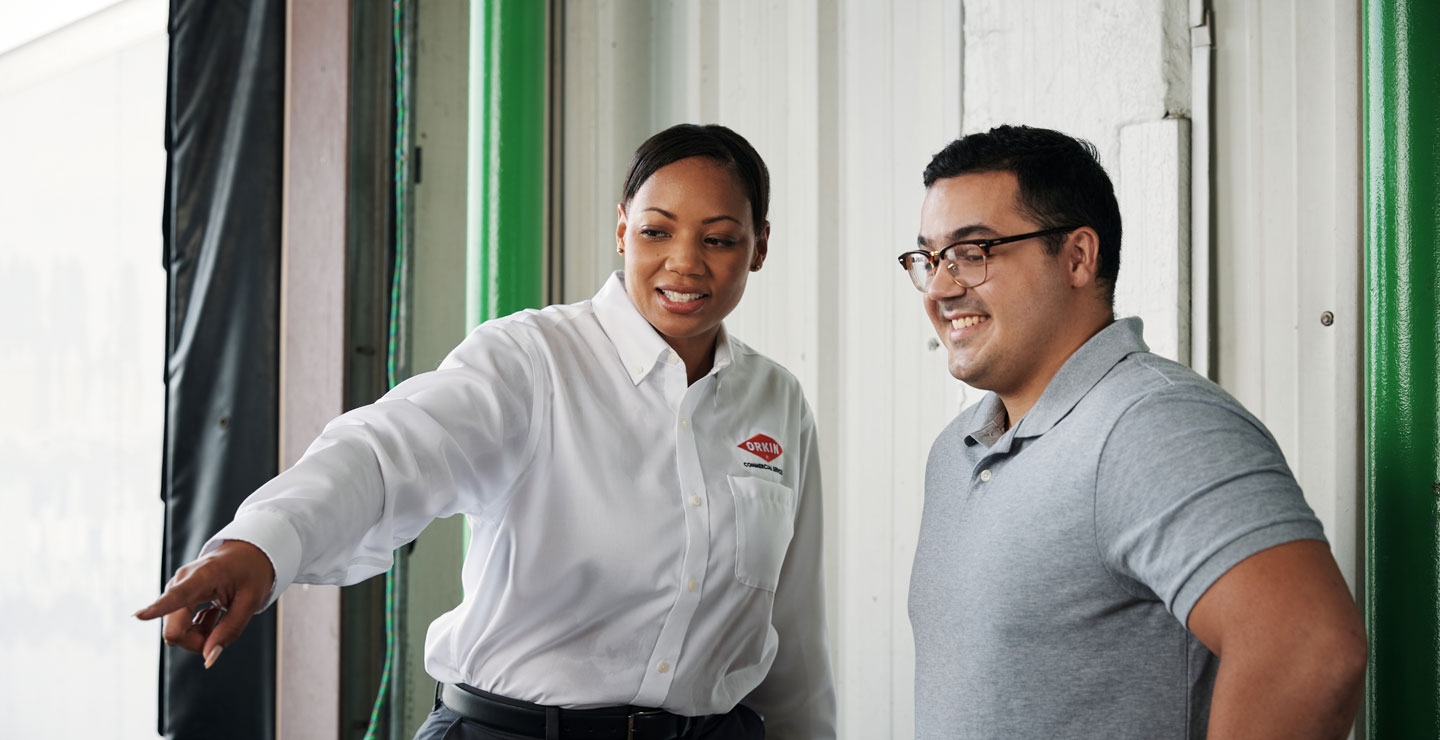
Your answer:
[1170,519,1327,626]
[201,509,304,612]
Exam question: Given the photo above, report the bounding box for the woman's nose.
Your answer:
[666,239,705,275]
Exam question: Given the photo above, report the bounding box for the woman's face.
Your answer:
[617,156,768,369]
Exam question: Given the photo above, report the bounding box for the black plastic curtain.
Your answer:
[160,1,284,738]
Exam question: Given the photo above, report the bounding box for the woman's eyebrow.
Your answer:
[642,207,742,227]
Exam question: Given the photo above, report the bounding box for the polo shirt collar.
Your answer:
[962,317,1148,447]
[592,270,734,386]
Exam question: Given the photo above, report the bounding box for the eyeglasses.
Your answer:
[897,225,1081,291]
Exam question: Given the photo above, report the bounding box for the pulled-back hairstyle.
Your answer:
[621,123,770,232]
[923,125,1122,301]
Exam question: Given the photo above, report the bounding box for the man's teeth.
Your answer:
[663,289,703,302]
[951,315,987,329]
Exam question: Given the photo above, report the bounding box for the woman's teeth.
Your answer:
[951,315,987,329]
[663,289,703,302]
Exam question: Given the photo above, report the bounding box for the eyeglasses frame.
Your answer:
[897,224,1083,290]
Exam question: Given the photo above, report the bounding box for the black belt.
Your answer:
[439,683,697,740]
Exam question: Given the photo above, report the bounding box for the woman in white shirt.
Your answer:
[137,123,835,740]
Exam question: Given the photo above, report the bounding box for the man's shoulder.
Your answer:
[1086,351,1284,472]
[1091,350,1246,416]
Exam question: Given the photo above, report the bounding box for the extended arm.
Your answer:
[136,324,541,663]
[1187,539,1367,739]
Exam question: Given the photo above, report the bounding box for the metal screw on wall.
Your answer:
[1320,311,1335,326]
[927,338,941,351]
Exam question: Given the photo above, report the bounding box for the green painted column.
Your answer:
[1364,0,1440,736]
[467,0,546,328]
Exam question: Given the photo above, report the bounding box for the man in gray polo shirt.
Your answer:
[900,125,1367,738]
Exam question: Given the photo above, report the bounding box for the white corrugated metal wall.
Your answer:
[1213,0,1361,591]
[561,1,1362,738]
[561,3,964,737]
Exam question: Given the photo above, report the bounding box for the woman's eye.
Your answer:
[638,228,667,239]
[705,237,738,248]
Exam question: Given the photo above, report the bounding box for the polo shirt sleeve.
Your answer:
[206,322,544,608]
[1093,389,1326,627]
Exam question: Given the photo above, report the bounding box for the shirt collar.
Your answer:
[592,270,734,386]
[963,317,1148,446]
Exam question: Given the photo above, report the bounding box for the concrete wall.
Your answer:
[0,1,168,738]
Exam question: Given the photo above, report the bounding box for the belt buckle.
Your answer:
[626,709,666,740]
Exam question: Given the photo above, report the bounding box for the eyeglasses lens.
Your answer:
[903,254,933,291]
[948,246,986,288]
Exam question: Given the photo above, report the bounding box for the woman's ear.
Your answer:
[615,203,627,254]
[751,221,770,271]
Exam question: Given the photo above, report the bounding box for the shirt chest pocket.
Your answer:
[728,475,797,592]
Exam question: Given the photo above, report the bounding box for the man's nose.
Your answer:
[925,269,965,301]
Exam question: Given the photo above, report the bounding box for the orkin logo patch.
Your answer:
[738,434,783,462]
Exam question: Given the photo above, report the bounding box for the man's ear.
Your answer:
[1065,226,1101,289]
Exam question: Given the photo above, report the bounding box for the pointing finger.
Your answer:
[135,578,212,622]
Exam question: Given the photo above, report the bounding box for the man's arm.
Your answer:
[1187,539,1367,739]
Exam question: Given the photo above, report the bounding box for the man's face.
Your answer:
[918,171,1078,401]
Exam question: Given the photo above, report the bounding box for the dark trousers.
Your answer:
[412,700,765,740]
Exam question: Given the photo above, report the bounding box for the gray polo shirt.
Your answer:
[908,317,1324,739]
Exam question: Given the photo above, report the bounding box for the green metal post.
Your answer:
[463,0,545,557]
[1364,0,1440,736]
[467,0,547,329]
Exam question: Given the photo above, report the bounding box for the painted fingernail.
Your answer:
[204,645,224,669]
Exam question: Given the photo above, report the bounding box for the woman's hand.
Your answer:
[134,540,276,668]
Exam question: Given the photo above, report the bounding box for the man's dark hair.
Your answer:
[923,125,1122,301]
[621,123,770,232]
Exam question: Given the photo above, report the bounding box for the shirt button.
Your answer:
[657,661,670,673]
[633,365,643,375]
[979,469,992,482]
[680,418,690,430]
[668,351,680,364]
[690,495,702,507]
[687,580,698,592]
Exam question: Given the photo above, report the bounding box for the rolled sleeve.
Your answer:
[1095,392,1327,625]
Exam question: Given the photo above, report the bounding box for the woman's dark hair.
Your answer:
[923,125,1123,300]
[621,123,770,232]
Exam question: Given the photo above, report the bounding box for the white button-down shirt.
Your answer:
[208,272,835,738]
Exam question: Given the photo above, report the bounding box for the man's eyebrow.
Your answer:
[917,224,995,248]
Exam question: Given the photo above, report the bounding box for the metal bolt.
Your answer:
[1320,311,1334,327]
[218,415,230,429]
